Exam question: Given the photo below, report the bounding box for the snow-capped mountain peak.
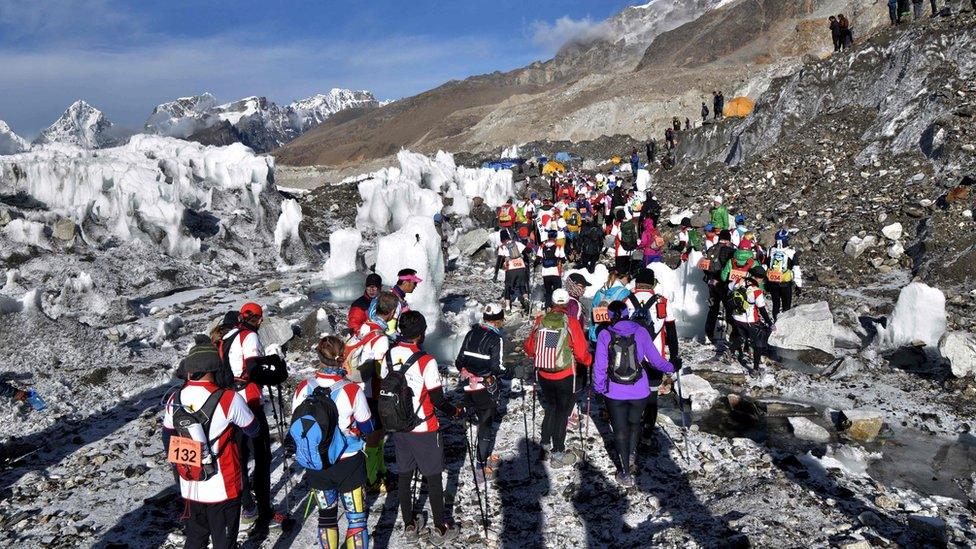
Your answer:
[144,93,218,138]
[0,120,29,155]
[33,100,118,149]
[288,89,379,132]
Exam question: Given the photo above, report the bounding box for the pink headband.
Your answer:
[398,274,423,283]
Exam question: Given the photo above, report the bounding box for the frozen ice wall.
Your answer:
[374,216,445,331]
[635,169,651,192]
[877,282,946,349]
[649,251,709,339]
[321,228,362,281]
[0,135,276,257]
[274,199,303,253]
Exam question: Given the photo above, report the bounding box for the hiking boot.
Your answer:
[615,471,635,488]
[241,507,259,525]
[404,515,427,543]
[429,522,460,546]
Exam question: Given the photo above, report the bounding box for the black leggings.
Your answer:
[240,404,272,517]
[398,472,446,529]
[733,321,769,370]
[543,275,561,308]
[465,389,498,466]
[539,375,577,453]
[704,284,731,343]
[766,282,794,320]
[605,396,649,472]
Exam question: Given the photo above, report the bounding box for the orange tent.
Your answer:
[724,96,755,118]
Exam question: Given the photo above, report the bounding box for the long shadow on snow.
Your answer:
[496,438,549,549]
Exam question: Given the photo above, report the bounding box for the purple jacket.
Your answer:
[594,320,675,400]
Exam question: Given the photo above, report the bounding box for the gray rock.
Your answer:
[839,410,884,442]
[887,240,904,259]
[844,235,877,258]
[677,373,719,412]
[456,228,490,256]
[258,316,296,347]
[788,417,831,443]
[939,331,976,377]
[52,218,76,241]
[769,301,835,355]
[881,222,903,241]
[908,514,947,544]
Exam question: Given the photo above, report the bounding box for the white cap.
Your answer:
[483,303,504,321]
[713,195,723,204]
[552,289,570,305]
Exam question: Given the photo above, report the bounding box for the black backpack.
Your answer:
[628,294,661,333]
[620,221,638,251]
[170,388,225,482]
[378,352,428,432]
[608,331,641,386]
[541,244,559,268]
[581,227,603,256]
[456,326,498,377]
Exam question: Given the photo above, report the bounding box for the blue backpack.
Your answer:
[289,380,348,471]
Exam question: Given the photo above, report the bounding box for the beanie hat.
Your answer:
[484,303,504,322]
[719,229,732,241]
[181,335,221,374]
[365,273,383,288]
[635,268,656,286]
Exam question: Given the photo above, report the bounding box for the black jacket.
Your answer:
[455,324,505,378]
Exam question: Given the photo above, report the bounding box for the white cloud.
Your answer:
[530,15,609,55]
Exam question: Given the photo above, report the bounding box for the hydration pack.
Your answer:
[608,331,641,385]
[541,244,559,268]
[170,389,225,482]
[289,380,344,471]
[532,312,574,372]
[628,294,663,333]
[620,221,638,251]
[378,352,428,432]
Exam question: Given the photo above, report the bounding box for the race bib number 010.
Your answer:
[592,307,610,323]
[167,436,203,468]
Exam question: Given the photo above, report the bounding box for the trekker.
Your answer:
[712,91,721,120]
[496,230,530,313]
[838,14,854,49]
[674,217,703,262]
[710,196,730,231]
[645,139,656,164]
[593,301,675,486]
[729,268,773,373]
[589,269,632,344]
[348,273,383,334]
[381,311,463,545]
[829,16,842,51]
[563,273,591,325]
[371,268,422,335]
[455,304,507,487]
[765,229,803,320]
[497,199,516,230]
[578,220,605,274]
[716,91,725,119]
[609,210,637,275]
[218,303,288,530]
[700,230,736,345]
[629,148,640,175]
[664,127,676,150]
[164,336,259,549]
[289,336,373,549]
[0,380,44,410]
[625,269,681,447]
[701,102,709,123]
[525,289,592,467]
[539,231,566,309]
[639,218,664,266]
[349,291,398,492]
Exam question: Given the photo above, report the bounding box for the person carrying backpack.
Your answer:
[729,268,773,373]
[289,336,374,549]
[593,301,676,487]
[701,229,736,345]
[496,231,530,313]
[721,242,758,291]
[455,304,507,487]
[609,210,636,275]
[765,229,803,320]
[625,269,681,447]
[497,199,516,230]
[539,231,566,309]
[639,218,664,266]
[565,207,583,257]
[349,291,398,492]
[710,196,730,231]
[218,303,288,530]
[524,289,593,468]
[380,312,463,545]
[348,273,383,335]
[163,336,260,549]
[578,220,605,274]
[589,268,632,344]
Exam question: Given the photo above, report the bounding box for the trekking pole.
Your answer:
[464,419,490,540]
[267,386,295,511]
[673,370,692,463]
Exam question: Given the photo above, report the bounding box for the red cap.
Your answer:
[240,302,264,319]
[738,239,754,250]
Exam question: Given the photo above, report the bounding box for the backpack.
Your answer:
[343,328,385,384]
[541,244,559,268]
[581,228,602,256]
[456,325,498,376]
[628,294,663,334]
[289,380,345,471]
[567,211,581,231]
[688,230,703,252]
[170,389,226,482]
[607,331,641,386]
[516,223,531,242]
[620,221,638,251]
[498,207,513,224]
[730,288,750,315]
[515,204,527,223]
[378,352,428,432]
[532,312,574,372]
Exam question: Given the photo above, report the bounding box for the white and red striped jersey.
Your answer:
[292,373,372,460]
[380,342,442,433]
[163,381,255,503]
[609,221,631,257]
[732,287,767,324]
[538,241,566,278]
[355,320,390,399]
[222,328,263,406]
[626,289,676,358]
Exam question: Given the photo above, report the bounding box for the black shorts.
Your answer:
[305,451,368,493]
[391,431,444,477]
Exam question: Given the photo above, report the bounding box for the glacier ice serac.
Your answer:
[877,282,946,350]
[0,135,279,258]
[355,149,515,233]
[375,216,446,332]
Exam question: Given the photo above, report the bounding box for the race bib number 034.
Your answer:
[767,270,783,282]
[592,306,610,323]
[167,436,203,468]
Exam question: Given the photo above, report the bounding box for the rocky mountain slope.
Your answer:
[0,121,28,155]
[31,100,124,149]
[144,89,380,153]
[274,0,883,170]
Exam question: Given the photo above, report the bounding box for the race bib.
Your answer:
[507,258,526,270]
[592,306,610,323]
[167,436,203,468]
[697,258,711,271]
[767,270,783,283]
[729,269,747,283]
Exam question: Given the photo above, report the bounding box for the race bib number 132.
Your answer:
[167,436,203,468]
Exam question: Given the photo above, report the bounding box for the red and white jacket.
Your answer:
[293,373,372,460]
[626,289,676,359]
[221,327,264,407]
[732,286,767,324]
[380,342,443,433]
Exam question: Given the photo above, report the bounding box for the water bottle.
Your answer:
[26,390,45,411]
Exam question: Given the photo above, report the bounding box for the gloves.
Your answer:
[671,357,683,371]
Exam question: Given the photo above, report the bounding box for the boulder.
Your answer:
[677,373,719,412]
[939,331,976,377]
[258,316,296,347]
[844,235,877,258]
[788,417,831,443]
[907,515,947,544]
[839,410,884,442]
[278,295,308,313]
[881,222,903,241]
[769,301,835,355]
[456,228,490,256]
[52,219,76,241]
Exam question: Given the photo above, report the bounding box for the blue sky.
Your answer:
[0,0,638,137]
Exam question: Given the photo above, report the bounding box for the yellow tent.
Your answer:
[610,156,622,165]
[542,161,566,174]
[724,96,755,118]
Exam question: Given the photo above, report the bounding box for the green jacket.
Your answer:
[710,206,730,230]
[721,249,756,282]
